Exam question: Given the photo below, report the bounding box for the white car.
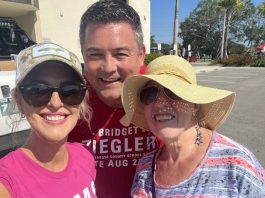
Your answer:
[0,69,30,157]
[0,17,35,157]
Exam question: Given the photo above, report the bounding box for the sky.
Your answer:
[151,0,264,44]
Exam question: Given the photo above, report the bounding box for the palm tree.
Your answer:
[218,0,243,59]
[150,35,157,47]
[258,0,265,15]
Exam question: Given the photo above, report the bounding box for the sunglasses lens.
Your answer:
[20,84,51,107]
[19,83,86,107]
[164,88,180,100]
[60,84,86,105]
[139,86,159,105]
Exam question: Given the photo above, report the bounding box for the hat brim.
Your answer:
[121,74,235,131]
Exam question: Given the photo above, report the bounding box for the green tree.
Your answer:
[161,43,173,55]
[150,35,157,48]
[180,0,223,58]
[218,0,244,59]
[230,1,265,55]
[228,41,246,54]
[259,0,265,15]
[180,0,258,59]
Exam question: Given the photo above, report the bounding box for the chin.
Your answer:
[154,128,179,139]
[100,89,121,101]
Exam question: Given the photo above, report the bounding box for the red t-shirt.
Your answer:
[68,65,159,198]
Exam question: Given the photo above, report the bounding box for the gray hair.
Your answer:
[79,0,144,50]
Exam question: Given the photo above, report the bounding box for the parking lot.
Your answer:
[196,66,265,166]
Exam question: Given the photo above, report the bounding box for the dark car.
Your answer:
[183,51,198,62]
[0,17,33,158]
[0,17,35,59]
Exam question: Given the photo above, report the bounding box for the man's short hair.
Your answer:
[79,0,144,50]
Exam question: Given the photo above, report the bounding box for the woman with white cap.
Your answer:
[0,42,97,197]
[121,55,265,197]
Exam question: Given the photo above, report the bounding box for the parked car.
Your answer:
[0,17,34,157]
[0,17,35,59]
[183,51,198,62]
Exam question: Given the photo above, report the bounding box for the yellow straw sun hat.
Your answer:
[121,55,235,131]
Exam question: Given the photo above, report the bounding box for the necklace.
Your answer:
[151,149,160,197]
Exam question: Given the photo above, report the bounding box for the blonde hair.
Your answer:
[79,90,92,129]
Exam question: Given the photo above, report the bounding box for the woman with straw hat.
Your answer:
[121,55,265,197]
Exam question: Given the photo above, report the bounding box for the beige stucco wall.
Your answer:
[14,11,41,43]
[37,0,98,61]
[128,0,150,54]
[37,0,150,60]
[1,0,150,61]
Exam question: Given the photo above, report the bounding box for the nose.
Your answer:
[47,92,64,108]
[102,54,117,73]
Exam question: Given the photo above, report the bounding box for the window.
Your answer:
[0,17,35,59]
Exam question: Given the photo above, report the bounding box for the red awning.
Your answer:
[256,44,265,51]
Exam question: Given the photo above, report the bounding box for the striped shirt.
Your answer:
[131,132,265,198]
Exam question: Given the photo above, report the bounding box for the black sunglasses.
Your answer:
[139,85,181,105]
[18,83,87,107]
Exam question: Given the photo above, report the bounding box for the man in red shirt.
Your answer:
[68,1,158,197]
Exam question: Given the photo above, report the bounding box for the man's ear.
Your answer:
[139,45,146,66]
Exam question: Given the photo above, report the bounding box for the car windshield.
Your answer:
[0,17,35,59]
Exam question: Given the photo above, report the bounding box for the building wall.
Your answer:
[128,0,150,54]
[37,0,97,61]
[1,0,150,61]
[14,11,41,43]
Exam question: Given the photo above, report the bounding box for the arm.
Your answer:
[0,183,11,198]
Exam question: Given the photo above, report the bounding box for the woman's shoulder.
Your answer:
[138,149,159,163]
[136,149,159,172]
[66,143,96,175]
[0,149,22,192]
[0,149,22,169]
[66,142,94,159]
[212,133,260,161]
[210,133,265,179]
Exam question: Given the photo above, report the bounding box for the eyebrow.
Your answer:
[84,47,101,53]
[114,47,130,52]
[84,46,131,53]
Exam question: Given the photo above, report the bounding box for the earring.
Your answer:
[194,113,203,146]
[21,113,26,118]
[194,124,203,146]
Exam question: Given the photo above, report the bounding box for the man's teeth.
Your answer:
[44,115,65,121]
[102,78,118,82]
[155,114,173,121]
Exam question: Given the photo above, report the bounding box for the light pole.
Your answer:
[173,0,179,55]
[220,10,226,59]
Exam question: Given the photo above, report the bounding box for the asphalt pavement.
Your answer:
[193,63,265,166]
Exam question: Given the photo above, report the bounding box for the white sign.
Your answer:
[182,48,186,57]
[158,43,161,51]
[188,44,191,51]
